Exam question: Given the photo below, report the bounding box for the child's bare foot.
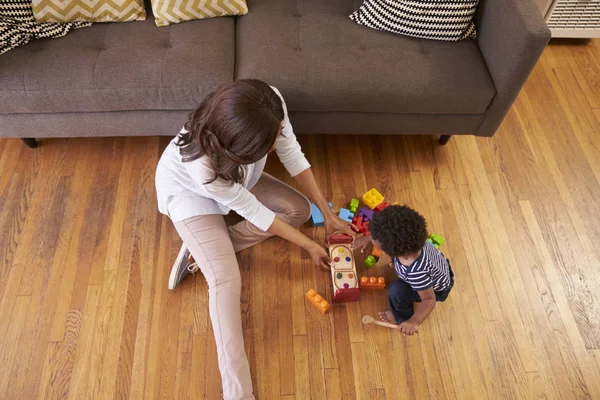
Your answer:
[379,311,397,325]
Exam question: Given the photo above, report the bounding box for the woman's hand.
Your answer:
[324,216,356,238]
[308,242,331,270]
[351,235,372,254]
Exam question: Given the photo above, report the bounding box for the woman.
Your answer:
[155,79,354,399]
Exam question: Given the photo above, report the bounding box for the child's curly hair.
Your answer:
[370,205,428,257]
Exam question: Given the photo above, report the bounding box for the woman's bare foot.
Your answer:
[379,310,397,325]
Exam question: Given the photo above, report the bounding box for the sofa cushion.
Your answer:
[236,0,495,115]
[0,16,234,114]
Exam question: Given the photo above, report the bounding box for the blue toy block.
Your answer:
[310,203,325,227]
[359,207,374,221]
[338,208,354,223]
[328,202,335,213]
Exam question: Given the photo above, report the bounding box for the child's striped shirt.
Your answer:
[393,241,452,292]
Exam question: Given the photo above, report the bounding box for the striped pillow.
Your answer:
[150,0,248,27]
[1,0,91,55]
[350,0,478,41]
[32,0,146,23]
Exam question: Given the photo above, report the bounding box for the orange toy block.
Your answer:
[371,247,382,259]
[305,289,331,313]
[360,276,386,290]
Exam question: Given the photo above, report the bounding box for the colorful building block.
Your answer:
[310,203,325,227]
[358,207,374,221]
[364,255,376,268]
[362,188,384,209]
[329,233,354,244]
[363,222,370,235]
[360,276,386,290]
[349,198,359,213]
[310,202,336,227]
[352,215,364,233]
[305,289,330,313]
[374,202,389,213]
[338,208,354,223]
[371,247,382,260]
[428,233,445,248]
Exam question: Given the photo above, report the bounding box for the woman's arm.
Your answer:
[293,169,355,237]
[268,216,330,269]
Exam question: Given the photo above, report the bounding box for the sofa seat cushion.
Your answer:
[0,16,234,114]
[236,0,495,115]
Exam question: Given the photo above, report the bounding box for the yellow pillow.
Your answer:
[151,0,248,27]
[33,0,146,23]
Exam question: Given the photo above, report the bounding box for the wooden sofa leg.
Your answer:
[21,138,38,148]
[439,135,451,145]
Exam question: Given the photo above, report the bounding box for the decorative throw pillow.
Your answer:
[32,0,146,23]
[150,0,248,27]
[0,0,91,55]
[350,0,479,41]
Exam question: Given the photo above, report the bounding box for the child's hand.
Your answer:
[350,235,371,253]
[397,320,420,336]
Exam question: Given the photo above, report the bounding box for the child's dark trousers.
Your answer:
[388,262,454,323]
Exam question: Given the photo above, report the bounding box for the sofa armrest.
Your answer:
[474,0,550,137]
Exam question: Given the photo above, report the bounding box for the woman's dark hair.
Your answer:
[176,79,284,184]
[370,205,428,257]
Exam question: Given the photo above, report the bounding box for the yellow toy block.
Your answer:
[362,188,384,210]
[305,289,331,314]
[360,276,386,290]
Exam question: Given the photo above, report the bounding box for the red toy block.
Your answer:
[360,276,386,290]
[363,222,370,235]
[305,289,331,313]
[374,202,389,213]
[328,234,353,244]
[351,215,364,233]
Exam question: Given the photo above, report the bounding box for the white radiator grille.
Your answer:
[547,0,600,30]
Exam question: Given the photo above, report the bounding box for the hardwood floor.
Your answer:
[1,39,599,399]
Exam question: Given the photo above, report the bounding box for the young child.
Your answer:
[353,205,454,335]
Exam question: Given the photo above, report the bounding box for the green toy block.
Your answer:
[428,233,445,248]
[349,198,359,214]
[364,255,376,268]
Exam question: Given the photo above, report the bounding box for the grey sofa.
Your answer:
[0,0,550,148]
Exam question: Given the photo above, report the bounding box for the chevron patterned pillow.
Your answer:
[350,0,479,41]
[150,0,248,27]
[1,0,91,55]
[32,0,146,23]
